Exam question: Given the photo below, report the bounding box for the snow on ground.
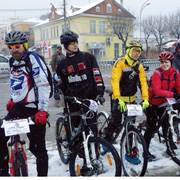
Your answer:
[27,132,180,177]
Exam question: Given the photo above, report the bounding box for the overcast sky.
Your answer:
[0,0,179,23]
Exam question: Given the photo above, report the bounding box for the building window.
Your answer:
[106,3,112,13]
[46,29,49,39]
[99,21,105,34]
[53,27,56,38]
[51,27,53,38]
[52,12,55,20]
[56,26,59,38]
[96,6,100,12]
[114,43,119,58]
[118,8,122,14]
[62,23,70,33]
[90,20,96,33]
[42,29,45,40]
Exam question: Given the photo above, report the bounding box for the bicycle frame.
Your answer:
[8,135,28,176]
[60,99,97,169]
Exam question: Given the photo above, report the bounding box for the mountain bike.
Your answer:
[55,96,121,176]
[138,98,180,166]
[97,89,148,176]
[0,117,34,176]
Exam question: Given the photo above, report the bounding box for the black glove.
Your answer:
[173,93,180,100]
[54,89,63,100]
[96,95,105,105]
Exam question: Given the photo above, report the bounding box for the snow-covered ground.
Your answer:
[27,133,180,177]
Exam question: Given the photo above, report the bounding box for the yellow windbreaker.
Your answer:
[111,57,149,102]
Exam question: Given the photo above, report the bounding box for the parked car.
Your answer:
[0,55,9,74]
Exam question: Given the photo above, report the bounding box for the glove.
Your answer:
[96,95,105,105]
[6,101,15,111]
[173,93,180,100]
[117,98,127,112]
[34,111,47,125]
[142,100,149,110]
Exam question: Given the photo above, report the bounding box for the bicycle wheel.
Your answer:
[69,136,121,176]
[13,151,28,176]
[55,117,70,164]
[97,112,109,137]
[120,127,148,176]
[166,126,180,165]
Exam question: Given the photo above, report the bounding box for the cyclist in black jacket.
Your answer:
[173,39,180,72]
[56,30,105,135]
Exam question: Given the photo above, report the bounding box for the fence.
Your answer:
[98,59,160,70]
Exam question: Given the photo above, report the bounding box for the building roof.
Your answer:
[33,0,135,28]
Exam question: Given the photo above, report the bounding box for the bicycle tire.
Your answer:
[97,112,109,137]
[166,126,180,166]
[120,127,148,176]
[13,151,28,176]
[69,136,121,176]
[55,117,70,164]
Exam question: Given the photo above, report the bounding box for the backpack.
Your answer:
[9,51,53,98]
[148,68,177,88]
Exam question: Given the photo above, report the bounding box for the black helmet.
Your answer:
[5,30,28,45]
[57,45,62,50]
[60,30,79,44]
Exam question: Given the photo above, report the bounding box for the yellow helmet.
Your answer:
[126,41,142,50]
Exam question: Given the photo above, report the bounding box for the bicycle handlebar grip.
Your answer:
[64,96,75,103]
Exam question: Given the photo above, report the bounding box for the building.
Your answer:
[32,0,135,62]
[0,18,43,56]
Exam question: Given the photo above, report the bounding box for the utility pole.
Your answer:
[63,0,67,31]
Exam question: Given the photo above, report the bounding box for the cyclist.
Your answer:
[173,39,180,72]
[51,45,65,102]
[0,30,50,176]
[56,30,105,133]
[104,41,149,164]
[144,52,180,162]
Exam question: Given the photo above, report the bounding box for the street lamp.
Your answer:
[140,0,150,42]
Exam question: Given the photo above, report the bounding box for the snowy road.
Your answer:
[1,69,180,176]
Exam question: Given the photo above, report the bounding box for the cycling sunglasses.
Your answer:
[160,60,170,64]
[8,44,24,50]
[132,48,141,53]
[69,41,78,46]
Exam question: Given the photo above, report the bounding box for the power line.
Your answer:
[0,8,51,12]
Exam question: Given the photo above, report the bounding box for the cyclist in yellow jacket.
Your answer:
[105,41,149,140]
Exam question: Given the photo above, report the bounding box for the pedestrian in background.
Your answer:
[173,39,180,72]
[51,45,65,102]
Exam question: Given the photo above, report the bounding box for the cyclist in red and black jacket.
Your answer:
[144,52,180,162]
[56,30,105,135]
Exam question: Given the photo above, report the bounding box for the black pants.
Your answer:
[0,104,48,176]
[144,105,169,152]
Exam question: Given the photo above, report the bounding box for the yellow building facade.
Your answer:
[32,0,135,62]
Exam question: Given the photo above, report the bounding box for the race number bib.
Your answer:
[3,119,30,136]
[89,100,98,112]
[127,104,142,116]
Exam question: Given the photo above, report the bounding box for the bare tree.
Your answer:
[147,15,167,53]
[142,19,151,57]
[106,15,135,54]
[167,10,180,39]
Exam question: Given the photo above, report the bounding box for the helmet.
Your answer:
[57,45,62,50]
[60,30,79,44]
[126,41,142,50]
[159,51,174,61]
[5,30,28,45]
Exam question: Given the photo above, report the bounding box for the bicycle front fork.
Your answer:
[82,131,95,169]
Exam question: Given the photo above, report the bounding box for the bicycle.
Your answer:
[97,89,148,176]
[55,96,121,176]
[0,117,34,176]
[138,98,180,166]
